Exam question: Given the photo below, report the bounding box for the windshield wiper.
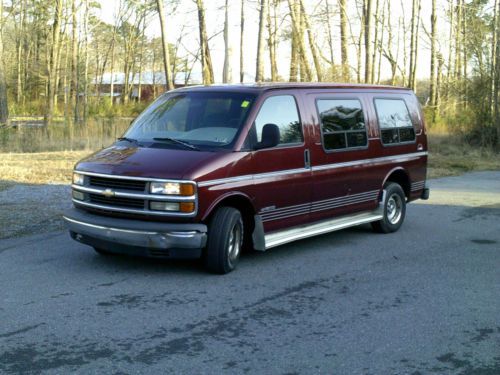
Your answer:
[117,137,141,146]
[153,137,200,151]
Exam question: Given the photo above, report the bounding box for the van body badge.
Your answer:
[103,189,115,198]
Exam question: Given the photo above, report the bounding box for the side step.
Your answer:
[264,210,383,250]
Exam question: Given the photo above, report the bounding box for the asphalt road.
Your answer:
[1,172,499,375]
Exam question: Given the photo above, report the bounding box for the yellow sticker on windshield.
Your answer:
[241,100,250,108]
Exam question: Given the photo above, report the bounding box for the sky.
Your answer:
[97,0,458,83]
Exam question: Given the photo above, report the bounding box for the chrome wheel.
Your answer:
[387,193,403,224]
[228,219,243,265]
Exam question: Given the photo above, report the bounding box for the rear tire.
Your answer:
[372,182,406,233]
[204,207,244,274]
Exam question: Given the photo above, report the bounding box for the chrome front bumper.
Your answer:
[63,208,207,258]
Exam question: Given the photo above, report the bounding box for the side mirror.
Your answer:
[254,123,280,150]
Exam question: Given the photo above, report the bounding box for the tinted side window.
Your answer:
[317,99,367,150]
[254,95,303,145]
[374,99,416,144]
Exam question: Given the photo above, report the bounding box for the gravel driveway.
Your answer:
[0,184,70,239]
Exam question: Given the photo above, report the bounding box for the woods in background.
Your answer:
[0,0,499,148]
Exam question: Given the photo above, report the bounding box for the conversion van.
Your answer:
[64,83,429,274]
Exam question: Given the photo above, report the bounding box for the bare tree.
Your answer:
[240,0,245,82]
[300,0,323,81]
[0,0,8,126]
[288,0,311,81]
[255,0,268,82]
[339,0,350,81]
[364,0,373,83]
[223,0,232,83]
[196,0,214,84]
[156,0,174,90]
[45,0,63,125]
[494,0,500,141]
[267,0,278,81]
[429,0,437,108]
[370,0,380,84]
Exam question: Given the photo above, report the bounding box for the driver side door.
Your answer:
[247,93,312,233]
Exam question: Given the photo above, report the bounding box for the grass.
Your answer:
[0,133,498,187]
[0,150,91,185]
[427,134,500,178]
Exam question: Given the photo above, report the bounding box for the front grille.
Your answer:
[73,173,196,217]
[88,193,145,209]
[89,176,146,192]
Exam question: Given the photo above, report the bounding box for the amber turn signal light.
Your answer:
[180,202,195,213]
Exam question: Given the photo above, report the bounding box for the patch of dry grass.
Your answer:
[0,150,92,184]
[427,134,500,179]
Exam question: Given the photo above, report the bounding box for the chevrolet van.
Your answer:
[64,83,429,274]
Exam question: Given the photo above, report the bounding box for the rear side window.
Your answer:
[374,99,416,144]
[254,95,303,145]
[317,99,367,150]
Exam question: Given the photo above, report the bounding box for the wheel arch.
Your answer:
[382,167,411,199]
[202,192,256,224]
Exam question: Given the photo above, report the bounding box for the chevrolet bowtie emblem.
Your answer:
[103,189,115,198]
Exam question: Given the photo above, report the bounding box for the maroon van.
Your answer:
[64,83,429,273]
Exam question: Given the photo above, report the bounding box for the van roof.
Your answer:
[173,82,411,94]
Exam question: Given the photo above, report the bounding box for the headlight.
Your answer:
[73,173,84,186]
[150,182,195,196]
[72,190,85,201]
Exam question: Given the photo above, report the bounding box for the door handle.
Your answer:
[304,149,311,169]
[417,144,423,151]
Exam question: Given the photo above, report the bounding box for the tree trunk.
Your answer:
[255,0,268,82]
[491,0,498,116]
[494,0,500,145]
[196,0,214,84]
[339,0,349,81]
[223,0,233,83]
[356,0,365,83]
[0,0,8,126]
[300,0,323,81]
[411,0,421,92]
[429,0,437,107]
[289,19,299,81]
[83,0,89,122]
[156,0,174,90]
[240,0,245,82]
[267,0,278,81]
[408,0,417,89]
[45,0,63,126]
[288,0,311,82]
[376,0,386,84]
[364,0,373,83]
[370,0,379,84]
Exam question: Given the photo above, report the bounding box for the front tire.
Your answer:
[372,182,406,233]
[204,207,244,274]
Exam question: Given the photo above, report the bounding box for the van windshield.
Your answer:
[124,91,256,150]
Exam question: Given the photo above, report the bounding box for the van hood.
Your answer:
[75,145,224,180]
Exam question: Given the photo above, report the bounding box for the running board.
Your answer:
[264,210,383,250]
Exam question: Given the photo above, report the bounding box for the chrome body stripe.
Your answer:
[198,152,428,188]
[410,180,426,191]
[72,199,197,217]
[311,151,428,172]
[260,190,380,223]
